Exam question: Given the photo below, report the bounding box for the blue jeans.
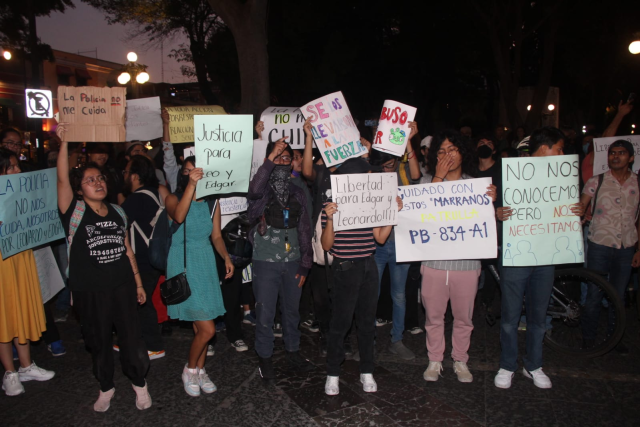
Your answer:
[374,238,410,343]
[253,260,302,358]
[582,240,634,340]
[500,265,554,372]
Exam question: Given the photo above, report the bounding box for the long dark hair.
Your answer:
[128,155,159,188]
[0,147,18,175]
[70,162,104,199]
[426,130,477,178]
[176,155,196,193]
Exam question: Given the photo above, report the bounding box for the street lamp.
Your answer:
[630,41,640,54]
[117,51,149,98]
[2,50,11,60]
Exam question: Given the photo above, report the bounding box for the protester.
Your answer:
[164,156,233,397]
[56,127,151,411]
[495,127,584,390]
[369,121,421,361]
[322,158,404,395]
[0,148,55,397]
[580,140,640,354]
[419,130,496,383]
[1,128,34,171]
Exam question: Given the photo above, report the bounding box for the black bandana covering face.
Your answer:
[269,165,291,207]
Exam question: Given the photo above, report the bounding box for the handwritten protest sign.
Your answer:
[330,173,397,231]
[242,263,252,284]
[33,246,65,303]
[301,91,365,167]
[0,168,64,259]
[166,105,226,143]
[502,155,583,267]
[220,197,249,214]
[58,86,126,142]
[260,107,305,148]
[395,178,497,262]
[125,96,163,141]
[194,115,253,198]
[592,135,640,176]
[372,100,417,157]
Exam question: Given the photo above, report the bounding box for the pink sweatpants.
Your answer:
[420,266,480,363]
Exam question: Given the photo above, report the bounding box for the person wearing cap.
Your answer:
[495,127,584,390]
[579,139,640,355]
[321,157,403,396]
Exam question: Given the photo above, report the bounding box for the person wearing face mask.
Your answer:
[247,139,314,385]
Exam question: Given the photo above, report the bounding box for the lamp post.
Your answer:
[117,52,150,99]
[630,41,640,55]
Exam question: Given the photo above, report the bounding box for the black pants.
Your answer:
[139,269,164,352]
[404,262,422,330]
[41,302,60,344]
[74,281,149,392]
[327,255,378,376]
[220,266,245,343]
[310,263,332,335]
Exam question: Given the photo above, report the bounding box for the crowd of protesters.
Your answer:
[0,97,636,410]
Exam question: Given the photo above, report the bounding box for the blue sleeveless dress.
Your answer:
[166,201,225,321]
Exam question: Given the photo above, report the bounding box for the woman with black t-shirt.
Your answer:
[56,126,151,413]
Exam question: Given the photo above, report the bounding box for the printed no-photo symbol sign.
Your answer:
[25,89,53,119]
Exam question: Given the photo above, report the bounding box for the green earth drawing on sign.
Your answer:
[389,128,406,145]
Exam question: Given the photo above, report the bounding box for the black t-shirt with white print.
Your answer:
[60,198,134,292]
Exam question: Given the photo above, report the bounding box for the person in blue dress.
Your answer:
[164,156,234,397]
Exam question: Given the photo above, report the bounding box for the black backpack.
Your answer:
[222,213,253,268]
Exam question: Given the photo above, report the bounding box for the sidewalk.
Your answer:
[1,305,639,426]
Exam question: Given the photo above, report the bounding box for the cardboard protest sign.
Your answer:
[395,178,497,262]
[125,96,163,141]
[502,155,583,267]
[0,168,64,259]
[194,115,253,198]
[33,246,65,303]
[166,105,227,143]
[301,91,365,167]
[372,100,417,157]
[330,173,398,231]
[260,106,305,148]
[592,135,640,176]
[220,197,248,215]
[58,86,126,142]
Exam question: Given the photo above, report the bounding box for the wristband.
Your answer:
[435,176,445,180]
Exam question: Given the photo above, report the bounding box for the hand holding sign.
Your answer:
[372,100,417,157]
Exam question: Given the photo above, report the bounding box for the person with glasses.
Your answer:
[248,139,314,385]
[1,128,35,172]
[420,130,497,384]
[368,122,421,361]
[0,148,56,397]
[56,127,152,412]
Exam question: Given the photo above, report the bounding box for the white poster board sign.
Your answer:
[260,107,305,148]
[330,173,398,231]
[502,155,584,266]
[395,178,497,262]
[372,100,417,157]
[125,96,163,141]
[592,135,640,176]
[301,91,365,167]
[219,197,248,214]
[194,115,254,198]
[33,246,65,303]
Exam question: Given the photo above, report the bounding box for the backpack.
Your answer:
[148,193,218,272]
[66,200,128,276]
[130,189,164,255]
[222,213,254,268]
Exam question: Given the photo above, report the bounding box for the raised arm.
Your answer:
[406,122,421,181]
[56,124,74,214]
[302,118,317,181]
[603,101,633,137]
[164,167,202,224]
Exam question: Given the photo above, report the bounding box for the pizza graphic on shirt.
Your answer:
[85,225,96,237]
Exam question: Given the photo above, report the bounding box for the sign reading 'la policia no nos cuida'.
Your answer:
[57,86,127,142]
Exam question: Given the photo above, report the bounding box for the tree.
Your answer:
[84,0,225,105]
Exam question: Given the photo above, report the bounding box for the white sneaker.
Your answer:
[494,368,514,389]
[18,362,55,382]
[206,345,215,357]
[360,373,377,393]
[198,367,217,393]
[231,340,249,352]
[523,367,552,389]
[423,361,443,382]
[93,388,115,412]
[132,382,152,410]
[453,361,473,383]
[2,371,24,396]
[325,376,339,395]
[181,364,201,397]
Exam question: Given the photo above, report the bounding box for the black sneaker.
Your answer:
[286,351,315,372]
[258,356,276,384]
[273,323,283,338]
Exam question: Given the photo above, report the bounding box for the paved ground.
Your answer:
[2,298,640,426]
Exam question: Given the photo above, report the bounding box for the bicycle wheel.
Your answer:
[544,267,625,358]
